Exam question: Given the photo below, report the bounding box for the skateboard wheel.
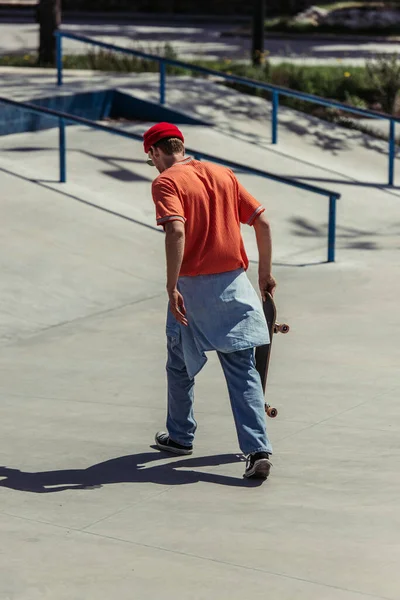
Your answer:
[265,405,278,418]
[274,323,290,334]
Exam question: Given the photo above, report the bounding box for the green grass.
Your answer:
[0,43,179,72]
[0,54,37,67]
[192,59,375,106]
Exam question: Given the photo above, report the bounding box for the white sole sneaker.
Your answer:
[244,458,272,479]
[155,432,193,456]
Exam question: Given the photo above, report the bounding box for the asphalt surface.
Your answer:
[1,17,400,63]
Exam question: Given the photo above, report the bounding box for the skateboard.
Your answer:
[255,293,289,418]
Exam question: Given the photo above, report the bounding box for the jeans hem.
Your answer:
[243,446,273,455]
[168,433,194,448]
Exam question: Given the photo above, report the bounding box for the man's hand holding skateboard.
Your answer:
[259,272,277,302]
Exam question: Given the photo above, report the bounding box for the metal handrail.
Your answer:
[0,95,341,262]
[55,31,398,186]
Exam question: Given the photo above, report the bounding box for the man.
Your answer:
[143,122,277,480]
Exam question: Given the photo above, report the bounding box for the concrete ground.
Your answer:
[2,17,400,64]
[1,72,400,599]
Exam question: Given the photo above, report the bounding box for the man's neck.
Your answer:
[161,153,186,172]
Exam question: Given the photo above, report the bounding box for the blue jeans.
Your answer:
[166,335,273,455]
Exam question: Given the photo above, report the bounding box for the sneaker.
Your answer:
[155,431,193,455]
[244,452,272,480]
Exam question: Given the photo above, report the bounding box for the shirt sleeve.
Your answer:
[237,180,265,226]
[152,177,186,227]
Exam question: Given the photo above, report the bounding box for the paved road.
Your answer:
[1,18,400,63]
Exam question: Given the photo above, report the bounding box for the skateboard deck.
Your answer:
[255,293,289,418]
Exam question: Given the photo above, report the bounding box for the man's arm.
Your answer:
[164,220,188,326]
[253,212,277,301]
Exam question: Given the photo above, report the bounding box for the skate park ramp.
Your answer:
[1,117,400,599]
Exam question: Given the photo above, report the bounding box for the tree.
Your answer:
[37,0,62,66]
[252,0,266,66]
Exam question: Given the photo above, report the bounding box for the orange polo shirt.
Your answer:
[152,158,265,277]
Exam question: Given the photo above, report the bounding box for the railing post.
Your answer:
[56,33,63,87]
[388,119,395,186]
[159,60,166,105]
[328,195,337,263]
[272,91,279,144]
[59,118,66,183]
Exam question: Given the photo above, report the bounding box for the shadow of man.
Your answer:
[0,451,262,493]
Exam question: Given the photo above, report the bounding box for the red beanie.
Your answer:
[143,122,184,154]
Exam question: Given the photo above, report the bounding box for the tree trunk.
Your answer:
[252,0,266,66]
[37,0,61,66]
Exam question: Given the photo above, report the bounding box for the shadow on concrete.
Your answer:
[215,123,397,194]
[274,110,394,158]
[250,258,327,268]
[80,149,153,182]
[101,168,148,182]
[82,150,147,166]
[2,146,153,183]
[273,260,328,267]
[0,451,263,492]
[0,166,161,233]
[2,75,396,195]
[3,146,55,152]
[283,119,351,155]
[175,76,395,161]
[290,216,384,250]
[2,146,150,168]
[286,174,400,194]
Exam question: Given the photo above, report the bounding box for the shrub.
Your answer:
[366,53,400,114]
[62,43,181,74]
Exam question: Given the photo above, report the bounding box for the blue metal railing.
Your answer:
[55,31,398,186]
[0,95,341,262]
